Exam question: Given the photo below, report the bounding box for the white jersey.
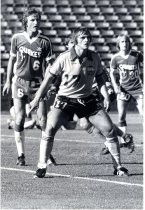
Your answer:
[49,47,103,98]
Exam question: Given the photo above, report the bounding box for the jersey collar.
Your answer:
[23,31,40,44]
[70,47,93,61]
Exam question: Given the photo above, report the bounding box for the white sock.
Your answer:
[14,130,25,156]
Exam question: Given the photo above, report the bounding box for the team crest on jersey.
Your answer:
[87,66,95,75]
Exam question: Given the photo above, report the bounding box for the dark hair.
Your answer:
[116,34,132,50]
[72,27,92,44]
[22,8,41,30]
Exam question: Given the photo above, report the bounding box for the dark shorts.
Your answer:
[53,94,103,118]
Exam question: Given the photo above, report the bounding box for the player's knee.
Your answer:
[15,123,24,132]
[79,118,90,130]
[38,116,46,131]
[105,126,117,141]
[119,120,127,127]
[44,124,57,140]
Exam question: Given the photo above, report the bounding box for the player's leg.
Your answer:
[24,103,36,129]
[136,97,143,116]
[88,109,129,176]
[34,107,70,178]
[117,99,128,133]
[13,98,26,165]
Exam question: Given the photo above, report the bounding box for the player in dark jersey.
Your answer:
[110,34,143,144]
[2,8,54,166]
[29,28,129,178]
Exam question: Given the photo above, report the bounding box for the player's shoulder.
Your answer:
[39,33,51,43]
[130,49,142,57]
[12,31,25,39]
[111,52,120,60]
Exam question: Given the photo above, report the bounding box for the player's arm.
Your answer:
[2,55,16,95]
[110,67,120,94]
[29,54,62,112]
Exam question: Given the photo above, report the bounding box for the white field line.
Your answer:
[1,134,143,146]
[1,166,143,187]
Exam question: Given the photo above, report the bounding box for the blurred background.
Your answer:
[1,0,143,111]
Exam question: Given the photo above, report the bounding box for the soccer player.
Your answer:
[2,8,54,166]
[110,34,143,143]
[64,35,134,155]
[29,27,130,178]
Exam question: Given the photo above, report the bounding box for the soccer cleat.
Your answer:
[120,133,134,153]
[113,167,129,176]
[101,146,110,155]
[34,168,46,178]
[47,154,57,166]
[16,154,25,166]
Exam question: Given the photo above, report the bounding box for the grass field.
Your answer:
[1,112,143,209]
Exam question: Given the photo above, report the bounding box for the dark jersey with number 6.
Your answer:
[10,31,52,80]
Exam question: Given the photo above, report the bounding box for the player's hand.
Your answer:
[28,98,39,114]
[103,98,110,112]
[2,81,11,96]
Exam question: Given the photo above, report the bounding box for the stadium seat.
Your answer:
[110,0,124,7]
[56,0,69,7]
[97,22,110,29]
[128,7,142,15]
[50,37,62,45]
[42,0,56,6]
[72,7,86,15]
[43,7,57,14]
[68,22,82,30]
[83,0,97,7]
[119,15,133,22]
[97,0,110,7]
[105,15,119,22]
[77,15,91,22]
[101,53,112,61]
[110,45,118,53]
[53,45,66,53]
[89,46,96,51]
[14,0,28,5]
[42,29,57,37]
[70,0,83,6]
[110,22,124,30]
[48,15,62,22]
[101,7,114,15]
[0,45,6,53]
[123,0,137,7]
[14,6,27,16]
[86,7,101,15]
[101,30,114,37]
[93,37,105,45]
[114,7,128,15]
[57,30,71,37]
[28,0,42,6]
[132,15,143,23]
[96,46,110,53]
[91,15,105,22]
[1,21,8,30]
[82,22,96,29]
[58,7,72,14]
[40,22,52,29]
[129,30,142,38]
[2,0,14,6]
[53,22,67,29]
[91,30,100,37]
[62,15,76,22]
[124,22,137,30]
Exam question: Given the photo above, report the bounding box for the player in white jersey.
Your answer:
[2,8,54,166]
[110,34,143,143]
[29,28,129,178]
[64,36,134,155]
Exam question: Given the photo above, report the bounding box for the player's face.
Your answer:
[76,34,91,49]
[26,14,40,33]
[119,37,130,52]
